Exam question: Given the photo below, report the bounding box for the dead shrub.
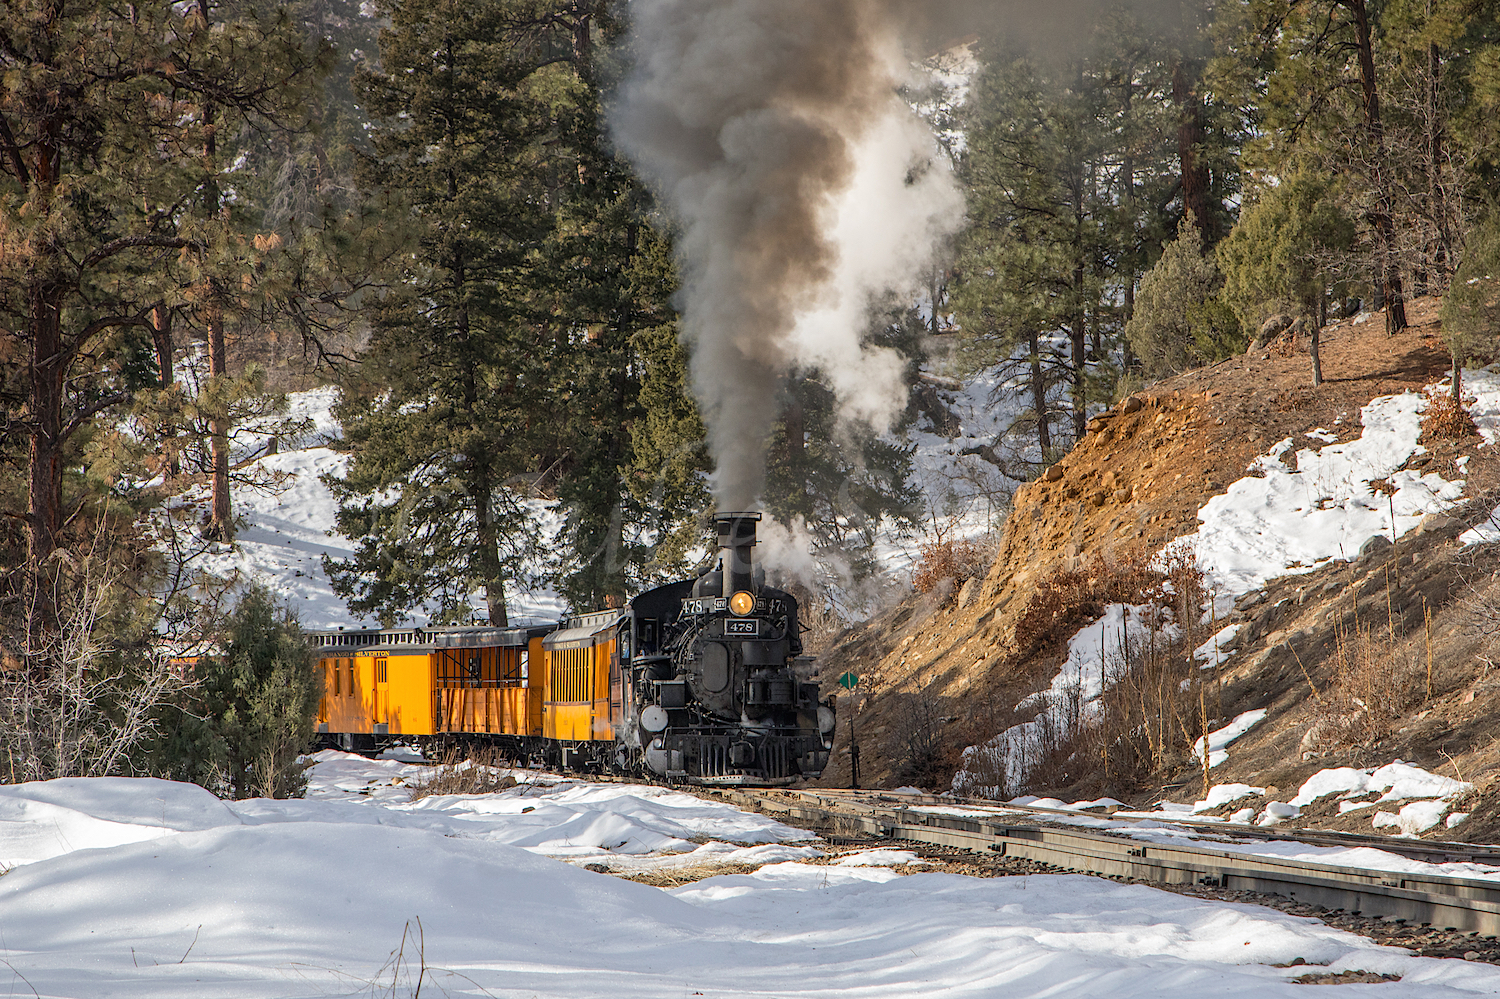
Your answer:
[957,544,1215,799]
[1271,328,1301,358]
[913,537,992,594]
[1013,546,1203,655]
[1420,387,1479,442]
[889,681,969,789]
[407,745,518,800]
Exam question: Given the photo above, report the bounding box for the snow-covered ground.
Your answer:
[7,758,1500,997]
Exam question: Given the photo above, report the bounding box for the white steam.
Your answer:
[611,0,963,512]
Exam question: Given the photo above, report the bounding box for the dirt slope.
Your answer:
[812,297,1500,840]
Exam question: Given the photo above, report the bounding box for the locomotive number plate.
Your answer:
[724,619,759,636]
[681,597,728,615]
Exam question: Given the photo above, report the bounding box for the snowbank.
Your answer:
[1167,391,1466,610]
[7,821,1500,997]
[1193,709,1268,769]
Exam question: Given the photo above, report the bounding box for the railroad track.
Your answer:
[709,786,1500,937]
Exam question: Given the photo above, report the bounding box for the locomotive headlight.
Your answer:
[729,590,756,616]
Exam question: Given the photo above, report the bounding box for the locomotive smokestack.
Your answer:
[715,511,761,597]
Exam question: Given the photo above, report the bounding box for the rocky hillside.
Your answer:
[812,297,1500,842]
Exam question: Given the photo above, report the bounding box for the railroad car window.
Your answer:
[334,660,341,696]
[376,658,388,684]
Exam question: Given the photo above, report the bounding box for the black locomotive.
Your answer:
[620,512,835,784]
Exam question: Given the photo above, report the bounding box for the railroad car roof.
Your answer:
[308,624,553,652]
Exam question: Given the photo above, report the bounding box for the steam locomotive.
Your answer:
[309,512,835,785]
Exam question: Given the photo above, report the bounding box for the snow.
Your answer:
[12,764,1500,996]
[1195,622,1243,667]
[1193,709,1268,769]
[1166,391,1466,611]
[10,774,1500,997]
[1374,800,1453,836]
[1193,783,1265,812]
[1291,767,1376,807]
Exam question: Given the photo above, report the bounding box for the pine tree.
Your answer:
[1217,170,1356,384]
[1439,216,1500,400]
[0,0,324,623]
[763,307,923,579]
[1126,213,1243,377]
[323,0,579,626]
[952,22,1195,455]
[164,586,320,799]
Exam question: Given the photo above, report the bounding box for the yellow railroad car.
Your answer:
[540,610,626,765]
[311,625,550,753]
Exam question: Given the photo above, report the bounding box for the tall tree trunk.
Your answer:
[1425,10,1452,290]
[1071,266,1087,443]
[1348,0,1408,334]
[1173,59,1212,241]
[784,390,807,516]
[198,0,234,540]
[207,302,232,541]
[152,305,180,478]
[1028,329,1050,455]
[474,464,509,627]
[25,119,64,628]
[27,284,65,618]
[1122,67,1138,372]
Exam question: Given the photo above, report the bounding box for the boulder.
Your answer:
[1253,312,1294,348]
[1416,512,1460,536]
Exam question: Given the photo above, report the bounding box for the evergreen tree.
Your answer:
[1126,213,1243,377]
[763,307,924,579]
[1439,215,1500,400]
[1217,171,1357,330]
[952,16,1217,456]
[323,0,560,627]
[164,586,320,799]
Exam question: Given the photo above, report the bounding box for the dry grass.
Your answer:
[407,745,518,801]
[1305,614,1423,750]
[618,863,763,887]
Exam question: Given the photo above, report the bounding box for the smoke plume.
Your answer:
[610,1,963,510]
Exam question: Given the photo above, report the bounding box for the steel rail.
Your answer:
[808,788,1500,866]
[716,787,1500,936]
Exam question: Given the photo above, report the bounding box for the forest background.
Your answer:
[3,0,1499,792]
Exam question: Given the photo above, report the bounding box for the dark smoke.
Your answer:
[610,0,962,510]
